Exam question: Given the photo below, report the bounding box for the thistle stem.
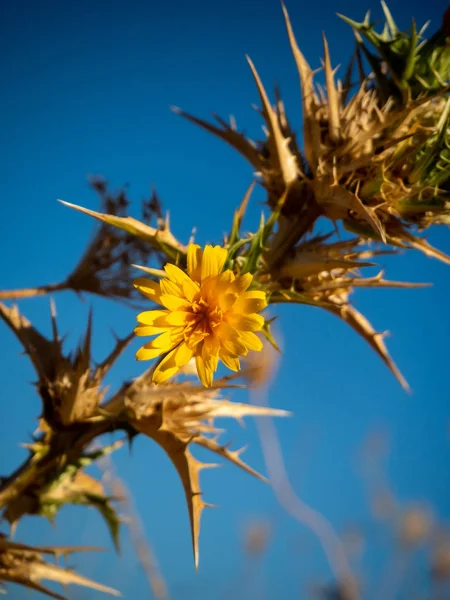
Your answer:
[0,281,67,300]
[0,420,122,511]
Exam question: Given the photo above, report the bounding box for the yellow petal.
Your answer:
[204,334,220,356]
[216,323,248,356]
[147,330,177,350]
[160,278,184,298]
[134,324,167,336]
[136,309,170,325]
[232,291,267,314]
[164,264,200,301]
[203,335,220,371]
[195,348,214,387]
[152,342,195,384]
[226,313,265,332]
[219,351,240,372]
[216,269,235,288]
[182,279,200,302]
[185,328,208,349]
[187,244,203,283]
[239,331,263,352]
[136,342,172,361]
[219,292,237,312]
[133,278,163,304]
[201,245,228,281]
[160,294,191,311]
[165,310,196,326]
[230,272,253,294]
[164,263,190,285]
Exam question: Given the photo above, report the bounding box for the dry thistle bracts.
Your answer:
[0,535,120,599]
[0,300,132,427]
[0,299,289,569]
[169,1,450,390]
[0,301,126,544]
[174,2,450,260]
[109,376,290,568]
[0,179,168,303]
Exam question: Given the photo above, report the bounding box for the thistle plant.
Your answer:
[0,2,449,598]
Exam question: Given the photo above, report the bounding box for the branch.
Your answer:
[0,282,67,300]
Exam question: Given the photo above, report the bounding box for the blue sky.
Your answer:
[1,0,449,598]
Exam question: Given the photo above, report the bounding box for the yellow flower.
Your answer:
[134,244,267,387]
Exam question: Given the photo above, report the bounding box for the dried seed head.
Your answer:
[398,506,434,546]
[0,535,120,598]
[242,518,271,556]
[0,301,132,426]
[112,375,289,569]
[431,539,450,581]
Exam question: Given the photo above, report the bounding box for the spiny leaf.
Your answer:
[324,302,410,392]
[193,436,268,482]
[261,317,281,353]
[281,0,321,172]
[130,421,207,569]
[322,33,341,143]
[59,200,186,261]
[227,181,255,251]
[246,55,299,186]
[278,253,376,279]
[171,106,262,168]
[0,537,120,598]
[0,301,63,382]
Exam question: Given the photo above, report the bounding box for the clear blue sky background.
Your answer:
[1,0,449,598]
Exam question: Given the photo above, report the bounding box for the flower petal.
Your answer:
[203,335,220,371]
[160,278,184,298]
[160,294,191,311]
[134,324,167,336]
[226,313,265,332]
[230,273,253,294]
[239,331,263,352]
[133,278,163,304]
[204,334,220,356]
[232,291,267,314]
[136,309,170,325]
[219,292,238,312]
[164,264,200,301]
[215,323,248,356]
[136,345,168,361]
[147,330,178,350]
[165,310,196,326]
[136,333,179,360]
[201,245,228,281]
[187,244,203,283]
[164,263,189,285]
[185,328,208,349]
[195,347,214,387]
[152,342,195,384]
[219,351,240,372]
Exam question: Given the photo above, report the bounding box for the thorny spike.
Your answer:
[322,33,341,143]
[193,436,268,484]
[246,55,299,186]
[49,299,59,345]
[0,537,120,598]
[325,302,410,392]
[171,106,261,169]
[281,0,321,173]
[95,332,135,378]
[58,200,187,260]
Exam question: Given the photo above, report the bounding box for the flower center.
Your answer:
[190,296,223,336]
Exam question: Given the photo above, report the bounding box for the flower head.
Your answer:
[134,244,267,386]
